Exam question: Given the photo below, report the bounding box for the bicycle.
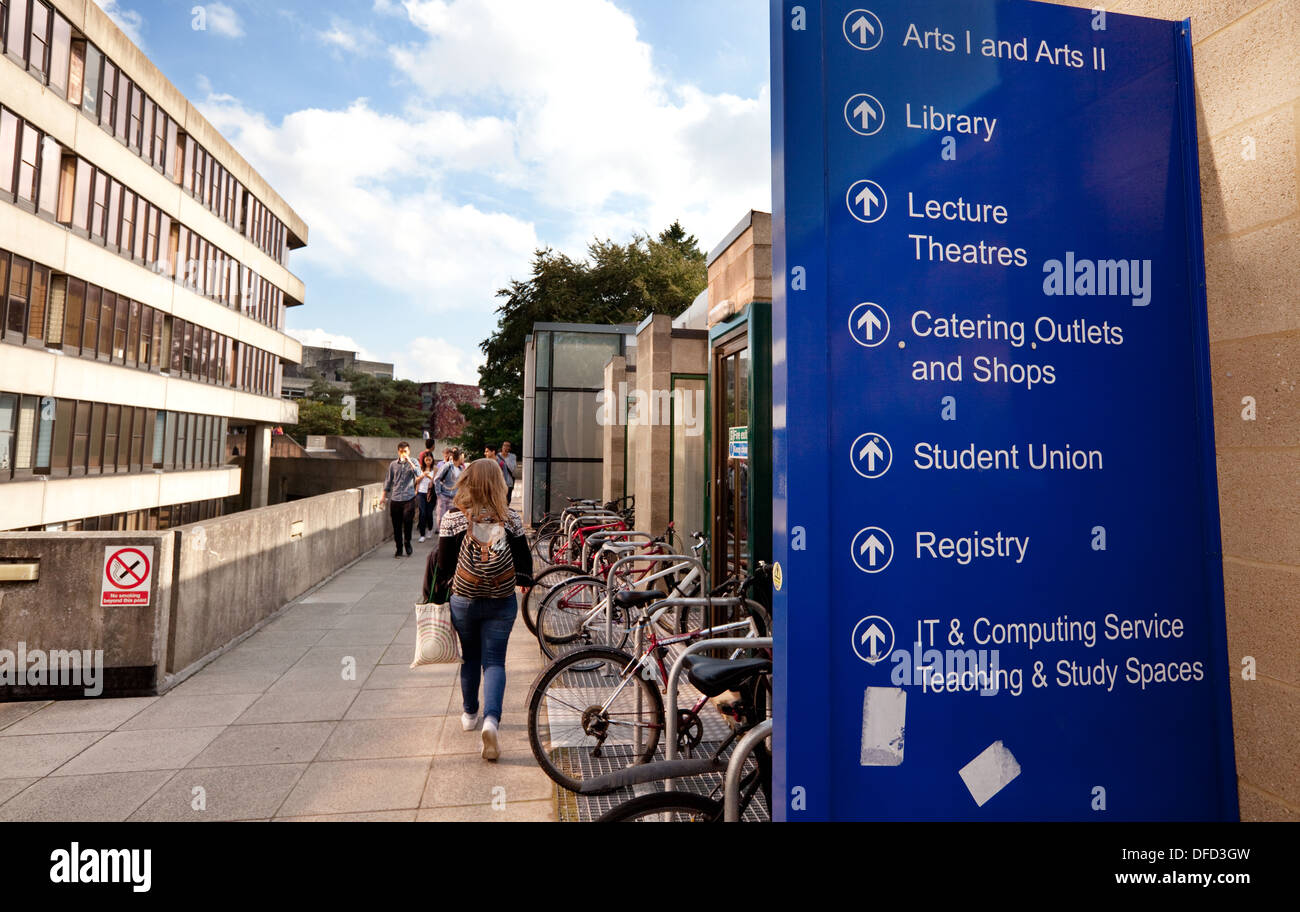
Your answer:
[594,653,772,821]
[520,526,676,636]
[532,531,708,660]
[525,564,771,794]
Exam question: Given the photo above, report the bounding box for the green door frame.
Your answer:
[705,302,772,592]
[669,372,708,545]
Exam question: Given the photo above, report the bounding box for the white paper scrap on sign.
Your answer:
[860,686,906,766]
[959,740,1022,807]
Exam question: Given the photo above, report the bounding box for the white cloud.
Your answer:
[286,328,377,359]
[387,0,771,246]
[99,0,146,49]
[318,17,381,55]
[203,2,244,39]
[287,328,482,386]
[198,94,538,320]
[390,337,484,385]
[200,0,768,393]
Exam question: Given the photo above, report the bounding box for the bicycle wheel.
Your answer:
[535,576,629,660]
[531,523,560,566]
[547,531,574,566]
[527,646,665,794]
[521,565,583,635]
[597,791,721,822]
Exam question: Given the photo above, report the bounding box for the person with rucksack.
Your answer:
[424,458,533,760]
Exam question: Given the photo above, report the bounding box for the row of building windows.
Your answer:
[10,497,225,532]
[0,247,282,397]
[0,104,287,330]
[0,391,230,481]
[0,0,291,265]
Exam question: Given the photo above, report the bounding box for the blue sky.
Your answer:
[101,0,772,382]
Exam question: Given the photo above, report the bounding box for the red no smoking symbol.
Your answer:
[106,548,150,589]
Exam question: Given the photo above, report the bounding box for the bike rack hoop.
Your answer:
[603,553,708,643]
[724,718,772,822]
[665,637,773,765]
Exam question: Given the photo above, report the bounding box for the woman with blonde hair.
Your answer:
[423,458,533,760]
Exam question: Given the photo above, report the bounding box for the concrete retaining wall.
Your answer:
[167,482,388,674]
[0,483,388,699]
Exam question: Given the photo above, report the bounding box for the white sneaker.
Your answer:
[481,719,500,761]
[418,535,426,543]
[461,712,480,731]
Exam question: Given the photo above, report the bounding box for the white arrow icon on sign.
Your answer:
[848,303,890,348]
[843,10,884,51]
[847,179,887,223]
[851,615,895,665]
[862,624,886,657]
[851,527,893,574]
[861,535,886,565]
[851,432,892,479]
[845,94,885,136]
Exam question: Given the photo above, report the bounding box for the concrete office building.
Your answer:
[0,0,306,531]
[280,344,393,399]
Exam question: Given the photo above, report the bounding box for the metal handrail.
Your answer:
[665,637,773,764]
[724,719,772,822]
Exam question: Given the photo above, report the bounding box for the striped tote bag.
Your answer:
[411,568,461,666]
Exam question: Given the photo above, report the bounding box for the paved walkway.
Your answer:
[0,536,556,822]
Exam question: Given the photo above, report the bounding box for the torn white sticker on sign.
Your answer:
[860,686,906,766]
[959,740,1021,807]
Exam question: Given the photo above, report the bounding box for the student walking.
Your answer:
[424,459,533,760]
[433,447,464,529]
[500,441,517,505]
[415,452,438,542]
[381,441,419,557]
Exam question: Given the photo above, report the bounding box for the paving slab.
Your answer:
[316,717,443,761]
[0,732,109,778]
[0,701,50,732]
[343,688,454,721]
[166,670,283,696]
[118,693,260,731]
[0,770,174,822]
[276,757,431,817]
[53,727,225,776]
[417,799,554,822]
[274,810,419,822]
[129,764,309,821]
[186,722,336,768]
[420,751,554,808]
[235,691,359,725]
[362,663,460,690]
[2,697,158,735]
[0,778,37,806]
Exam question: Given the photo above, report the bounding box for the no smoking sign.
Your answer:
[101,546,154,607]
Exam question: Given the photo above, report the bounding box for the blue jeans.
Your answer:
[449,593,517,724]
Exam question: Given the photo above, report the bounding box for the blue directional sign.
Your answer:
[770,0,1237,821]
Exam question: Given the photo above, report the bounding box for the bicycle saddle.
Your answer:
[682,656,771,698]
[612,589,663,609]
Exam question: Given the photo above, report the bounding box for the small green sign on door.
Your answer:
[728,426,748,461]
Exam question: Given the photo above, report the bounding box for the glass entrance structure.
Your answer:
[523,323,636,526]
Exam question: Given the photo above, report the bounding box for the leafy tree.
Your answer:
[305,375,343,406]
[286,372,425,441]
[342,371,427,438]
[290,399,344,437]
[458,221,706,452]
